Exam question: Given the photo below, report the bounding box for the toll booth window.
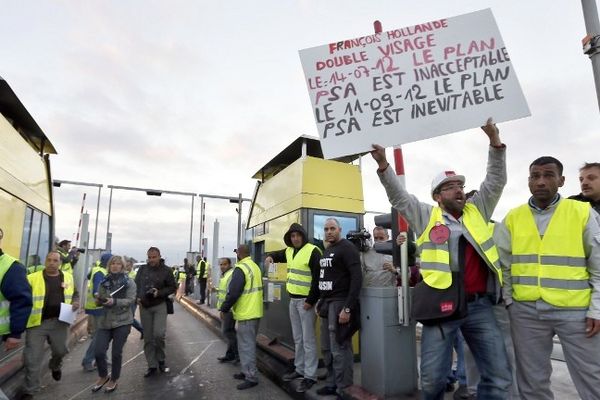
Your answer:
[312,214,358,251]
[19,207,33,262]
[20,207,49,266]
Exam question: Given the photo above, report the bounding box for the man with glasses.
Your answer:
[370,118,511,400]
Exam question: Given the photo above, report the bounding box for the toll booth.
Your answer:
[245,135,364,350]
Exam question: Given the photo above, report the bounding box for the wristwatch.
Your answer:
[343,308,351,314]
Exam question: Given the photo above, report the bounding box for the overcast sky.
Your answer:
[1,1,598,265]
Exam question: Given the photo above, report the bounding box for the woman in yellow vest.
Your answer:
[90,255,136,393]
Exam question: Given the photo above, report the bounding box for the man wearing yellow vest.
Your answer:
[219,244,263,390]
[0,228,33,352]
[22,251,79,398]
[56,239,79,274]
[197,256,209,304]
[371,118,511,400]
[215,257,238,363]
[265,223,321,392]
[499,156,600,400]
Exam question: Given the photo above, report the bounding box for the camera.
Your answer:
[145,288,157,298]
[346,229,371,252]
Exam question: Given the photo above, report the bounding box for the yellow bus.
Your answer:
[0,77,56,267]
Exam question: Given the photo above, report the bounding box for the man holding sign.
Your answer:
[370,119,511,400]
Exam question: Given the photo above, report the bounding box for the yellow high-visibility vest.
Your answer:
[505,200,591,307]
[57,248,72,273]
[232,257,263,321]
[285,244,320,296]
[0,254,18,335]
[416,205,502,289]
[217,268,234,309]
[85,264,106,310]
[27,271,74,328]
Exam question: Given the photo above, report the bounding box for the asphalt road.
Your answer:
[32,302,291,400]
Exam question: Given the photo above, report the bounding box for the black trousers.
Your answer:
[221,311,238,359]
[95,324,131,380]
[199,278,207,304]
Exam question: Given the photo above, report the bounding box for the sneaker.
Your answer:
[144,368,157,378]
[82,364,96,372]
[51,369,62,381]
[233,372,246,380]
[296,378,317,393]
[282,370,302,382]
[20,394,34,400]
[316,386,338,396]
[445,382,456,392]
[158,361,170,373]
[454,385,469,400]
[217,355,235,363]
[237,380,258,390]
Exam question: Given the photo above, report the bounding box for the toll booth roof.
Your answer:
[0,77,57,155]
[252,135,360,180]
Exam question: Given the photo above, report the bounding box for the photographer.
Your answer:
[56,239,80,273]
[359,226,396,287]
[134,247,176,377]
[91,255,136,393]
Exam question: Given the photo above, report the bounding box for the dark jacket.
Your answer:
[569,193,600,214]
[134,259,176,308]
[0,250,33,339]
[268,223,321,305]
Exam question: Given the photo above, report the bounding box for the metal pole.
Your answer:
[237,192,243,245]
[581,0,600,112]
[189,195,195,252]
[199,196,204,255]
[93,185,101,249]
[105,187,113,250]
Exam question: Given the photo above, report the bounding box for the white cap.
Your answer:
[431,170,465,197]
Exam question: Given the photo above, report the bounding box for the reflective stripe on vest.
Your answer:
[505,200,591,307]
[416,205,502,289]
[0,254,17,335]
[285,243,320,296]
[85,265,106,310]
[231,258,263,321]
[217,268,234,309]
[27,271,74,328]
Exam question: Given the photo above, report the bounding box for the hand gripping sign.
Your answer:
[299,9,530,160]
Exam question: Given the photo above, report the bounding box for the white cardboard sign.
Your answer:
[299,9,530,159]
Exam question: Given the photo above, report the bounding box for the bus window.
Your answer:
[38,213,50,262]
[28,210,42,261]
[20,207,33,262]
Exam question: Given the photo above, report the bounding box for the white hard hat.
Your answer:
[431,170,465,197]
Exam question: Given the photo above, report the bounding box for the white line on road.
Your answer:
[179,340,219,375]
[66,350,144,400]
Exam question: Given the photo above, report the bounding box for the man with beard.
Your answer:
[570,162,600,214]
[500,157,600,400]
[370,118,511,400]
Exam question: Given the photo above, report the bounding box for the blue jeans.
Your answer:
[447,331,466,386]
[420,296,511,400]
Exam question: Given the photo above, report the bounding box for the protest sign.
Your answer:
[299,9,530,159]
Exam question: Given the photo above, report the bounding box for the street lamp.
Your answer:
[52,179,103,249]
[105,185,197,252]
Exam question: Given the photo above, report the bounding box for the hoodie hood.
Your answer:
[284,223,308,248]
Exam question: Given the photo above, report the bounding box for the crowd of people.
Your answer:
[0,116,599,399]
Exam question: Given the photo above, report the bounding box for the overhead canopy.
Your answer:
[0,77,57,155]
[252,135,360,180]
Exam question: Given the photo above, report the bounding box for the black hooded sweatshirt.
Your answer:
[267,223,321,306]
